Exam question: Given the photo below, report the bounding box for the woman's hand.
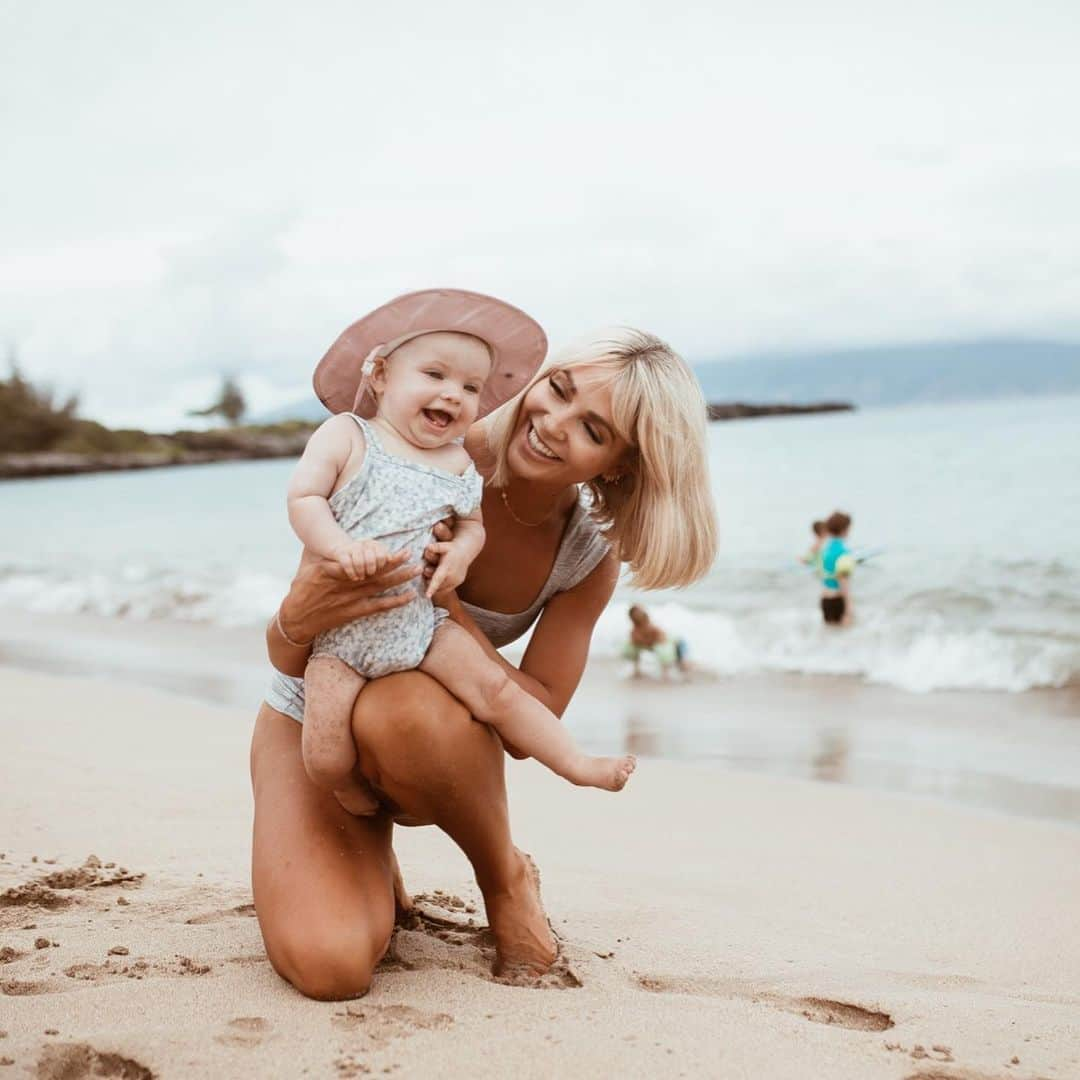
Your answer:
[422,519,456,582]
[278,550,421,644]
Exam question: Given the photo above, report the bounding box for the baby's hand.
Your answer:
[332,539,391,581]
[425,543,471,599]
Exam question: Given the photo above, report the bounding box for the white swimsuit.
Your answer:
[265,453,609,723]
[310,415,482,679]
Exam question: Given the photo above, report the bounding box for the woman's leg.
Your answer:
[251,703,397,1001]
[350,671,558,975]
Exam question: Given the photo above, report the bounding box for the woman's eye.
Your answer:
[549,375,566,399]
[584,423,603,445]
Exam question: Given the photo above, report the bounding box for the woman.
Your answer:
[252,327,718,1000]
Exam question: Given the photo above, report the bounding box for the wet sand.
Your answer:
[3,608,1079,824]
[2,666,1079,1077]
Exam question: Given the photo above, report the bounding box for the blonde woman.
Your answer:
[252,323,717,999]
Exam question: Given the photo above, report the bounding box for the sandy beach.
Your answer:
[2,663,1079,1079]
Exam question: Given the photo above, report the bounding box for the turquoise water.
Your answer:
[2,394,1079,693]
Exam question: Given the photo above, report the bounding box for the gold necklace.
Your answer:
[499,487,562,528]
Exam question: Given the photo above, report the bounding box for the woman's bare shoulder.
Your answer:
[464,421,496,477]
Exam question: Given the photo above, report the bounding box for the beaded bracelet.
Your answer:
[274,607,314,648]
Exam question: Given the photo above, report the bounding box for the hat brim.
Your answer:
[313,288,548,420]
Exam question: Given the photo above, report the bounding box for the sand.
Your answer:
[2,665,1079,1079]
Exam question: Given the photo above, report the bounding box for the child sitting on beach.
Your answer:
[622,605,690,678]
[286,291,636,814]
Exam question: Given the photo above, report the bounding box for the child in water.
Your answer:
[286,290,635,814]
[800,519,827,572]
[819,511,855,626]
[623,605,690,678]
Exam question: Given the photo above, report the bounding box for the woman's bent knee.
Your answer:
[353,671,472,745]
[268,925,389,1002]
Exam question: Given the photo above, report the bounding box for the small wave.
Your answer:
[3,565,1078,694]
[0,567,289,630]
[592,602,1080,693]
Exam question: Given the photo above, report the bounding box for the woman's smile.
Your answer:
[525,422,561,461]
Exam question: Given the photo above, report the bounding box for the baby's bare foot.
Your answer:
[488,850,557,978]
[334,778,380,816]
[573,754,636,791]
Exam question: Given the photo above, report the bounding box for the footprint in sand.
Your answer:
[634,973,894,1031]
[0,858,144,926]
[903,1072,1009,1080]
[61,956,211,987]
[214,1017,272,1049]
[184,903,256,925]
[35,1042,153,1080]
[1,977,53,996]
[332,1003,452,1049]
[388,894,581,990]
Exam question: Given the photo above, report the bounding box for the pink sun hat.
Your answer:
[313,288,548,420]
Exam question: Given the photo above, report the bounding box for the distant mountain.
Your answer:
[253,339,1080,422]
[694,340,1080,407]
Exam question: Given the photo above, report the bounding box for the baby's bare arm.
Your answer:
[287,416,363,559]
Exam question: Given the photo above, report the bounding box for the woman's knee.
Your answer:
[352,671,474,748]
[268,922,390,1002]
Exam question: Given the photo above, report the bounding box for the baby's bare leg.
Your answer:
[419,622,635,792]
[303,655,379,815]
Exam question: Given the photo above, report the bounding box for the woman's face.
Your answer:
[504,363,633,485]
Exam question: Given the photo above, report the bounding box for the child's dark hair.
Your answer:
[811,520,826,537]
[825,511,851,536]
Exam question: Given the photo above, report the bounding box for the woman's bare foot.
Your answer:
[334,776,380,816]
[486,850,557,978]
[571,753,636,792]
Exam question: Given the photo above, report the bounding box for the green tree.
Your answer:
[189,375,247,426]
[0,348,81,452]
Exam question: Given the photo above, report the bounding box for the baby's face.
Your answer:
[375,332,492,448]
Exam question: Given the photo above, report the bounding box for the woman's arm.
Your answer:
[267,553,422,675]
[440,552,619,718]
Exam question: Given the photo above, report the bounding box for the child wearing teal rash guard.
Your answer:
[819,511,855,626]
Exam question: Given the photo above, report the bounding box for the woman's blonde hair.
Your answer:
[484,328,718,590]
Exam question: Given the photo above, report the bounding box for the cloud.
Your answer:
[2,0,1079,426]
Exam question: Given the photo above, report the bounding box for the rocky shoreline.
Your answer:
[0,428,313,480]
[1,403,854,479]
[707,401,854,420]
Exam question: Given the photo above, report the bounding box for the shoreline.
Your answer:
[2,666,1078,1076]
[2,607,1078,827]
[0,404,855,481]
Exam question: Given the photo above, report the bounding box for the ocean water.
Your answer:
[2,395,1078,695]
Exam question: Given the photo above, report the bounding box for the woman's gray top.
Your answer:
[265,487,609,723]
[460,489,610,647]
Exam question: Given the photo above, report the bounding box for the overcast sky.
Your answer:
[2,1,1078,428]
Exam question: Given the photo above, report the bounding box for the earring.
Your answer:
[602,471,623,484]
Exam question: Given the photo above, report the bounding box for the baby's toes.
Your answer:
[613,755,637,790]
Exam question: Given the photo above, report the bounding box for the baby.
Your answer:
[287,295,635,814]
